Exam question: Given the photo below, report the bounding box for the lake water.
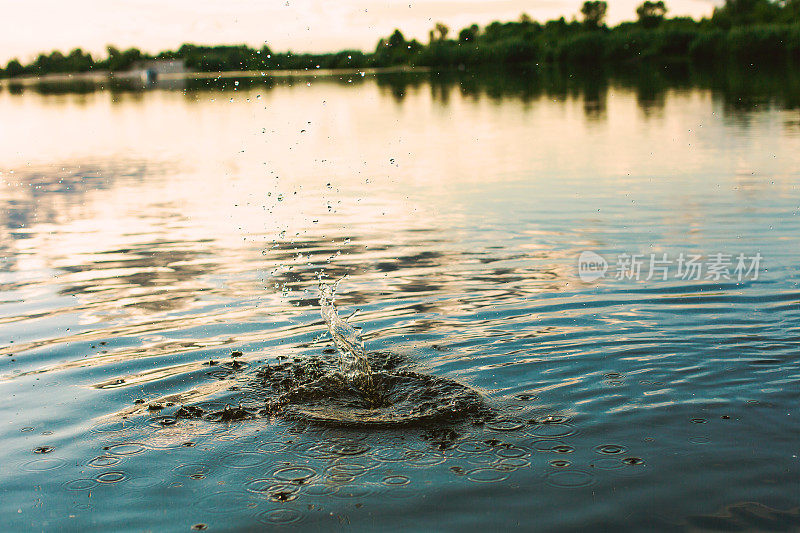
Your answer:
[1,67,799,531]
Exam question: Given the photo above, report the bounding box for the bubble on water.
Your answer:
[273,466,317,483]
[495,445,529,458]
[33,446,54,454]
[315,440,371,457]
[540,414,571,424]
[125,476,163,489]
[592,458,626,470]
[529,439,569,452]
[174,463,212,478]
[91,421,134,434]
[552,445,574,454]
[88,455,121,468]
[326,471,356,483]
[22,458,67,472]
[546,469,595,488]
[195,491,258,514]
[495,457,531,470]
[96,471,128,484]
[256,508,303,525]
[382,475,410,486]
[244,479,274,494]
[330,484,373,498]
[65,478,98,491]
[220,451,270,468]
[513,393,538,401]
[287,440,320,457]
[486,417,526,431]
[622,457,645,465]
[463,452,497,466]
[529,423,577,439]
[371,446,420,462]
[326,463,368,478]
[466,468,510,483]
[594,444,626,455]
[550,460,571,468]
[105,443,146,456]
[304,484,338,496]
[256,441,289,454]
[410,453,448,467]
[330,455,380,472]
[144,425,210,450]
[456,440,491,454]
[266,483,302,502]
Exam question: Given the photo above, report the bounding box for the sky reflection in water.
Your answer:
[1,69,799,531]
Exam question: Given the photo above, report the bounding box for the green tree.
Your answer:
[5,59,24,77]
[778,0,800,22]
[65,48,93,72]
[712,0,782,27]
[637,1,668,28]
[388,29,407,48]
[105,46,143,72]
[581,1,608,29]
[374,29,420,66]
[458,24,480,42]
[434,22,450,41]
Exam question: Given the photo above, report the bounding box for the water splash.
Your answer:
[319,280,374,391]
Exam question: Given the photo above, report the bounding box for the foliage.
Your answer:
[637,1,668,28]
[581,1,609,29]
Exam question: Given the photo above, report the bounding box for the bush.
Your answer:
[727,25,791,64]
[650,28,697,57]
[603,30,648,62]
[688,30,727,63]
[557,32,607,63]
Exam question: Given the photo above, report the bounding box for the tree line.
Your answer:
[2,0,799,79]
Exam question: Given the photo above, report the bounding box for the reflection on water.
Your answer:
[1,67,799,531]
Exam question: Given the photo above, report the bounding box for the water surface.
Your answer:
[1,67,800,531]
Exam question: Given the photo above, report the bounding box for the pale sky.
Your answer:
[1,0,720,64]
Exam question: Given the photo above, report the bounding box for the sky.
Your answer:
[0,0,721,64]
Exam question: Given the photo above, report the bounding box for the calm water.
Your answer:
[1,68,800,531]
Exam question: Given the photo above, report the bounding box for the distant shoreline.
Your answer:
[3,1,799,81]
[0,65,425,87]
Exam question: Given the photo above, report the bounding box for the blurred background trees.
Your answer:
[2,0,798,79]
